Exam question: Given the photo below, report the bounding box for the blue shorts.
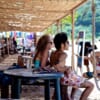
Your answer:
[86,72,93,78]
[86,72,100,78]
[77,57,89,67]
[77,57,82,67]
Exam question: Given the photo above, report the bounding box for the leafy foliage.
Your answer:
[75,0,100,39]
[44,0,100,40]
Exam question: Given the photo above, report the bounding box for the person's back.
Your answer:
[33,34,52,69]
[12,37,17,47]
[0,55,25,98]
[50,50,67,71]
[50,50,85,88]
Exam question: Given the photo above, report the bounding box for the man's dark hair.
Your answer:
[79,41,97,56]
[54,32,68,50]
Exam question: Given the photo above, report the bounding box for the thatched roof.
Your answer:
[0,0,88,32]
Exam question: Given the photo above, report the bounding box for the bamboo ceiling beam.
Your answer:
[0,7,68,13]
[0,8,66,14]
[0,17,64,21]
[0,22,47,29]
[0,26,44,32]
[70,0,88,11]
[0,18,59,23]
[0,18,52,22]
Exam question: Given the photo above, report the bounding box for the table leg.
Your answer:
[27,59,30,69]
[23,46,25,55]
[11,78,21,99]
[55,78,61,100]
[44,80,50,100]
[1,85,9,98]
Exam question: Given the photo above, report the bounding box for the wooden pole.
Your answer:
[92,0,96,75]
[51,24,53,35]
[34,33,37,46]
[92,0,100,90]
[56,20,61,33]
[7,38,9,55]
[60,21,63,32]
[71,10,75,71]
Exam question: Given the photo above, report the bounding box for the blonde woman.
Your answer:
[33,34,52,69]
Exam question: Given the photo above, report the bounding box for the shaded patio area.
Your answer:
[0,0,98,100]
[0,0,88,32]
[0,54,100,100]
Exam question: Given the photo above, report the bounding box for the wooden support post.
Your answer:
[7,38,9,55]
[61,21,63,32]
[56,20,61,33]
[34,33,37,46]
[51,24,53,35]
[92,0,96,74]
[71,10,75,71]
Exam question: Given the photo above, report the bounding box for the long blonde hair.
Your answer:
[33,34,50,62]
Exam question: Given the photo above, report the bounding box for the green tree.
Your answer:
[61,13,78,25]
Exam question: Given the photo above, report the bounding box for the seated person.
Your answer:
[83,51,100,78]
[63,68,85,88]
[0,55,25,98]
[50,50,85,88]
[50,32,94,100]
[33,34,52,69]
[95,56,100,75]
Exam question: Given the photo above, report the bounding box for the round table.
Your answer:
[4,68,63,100]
